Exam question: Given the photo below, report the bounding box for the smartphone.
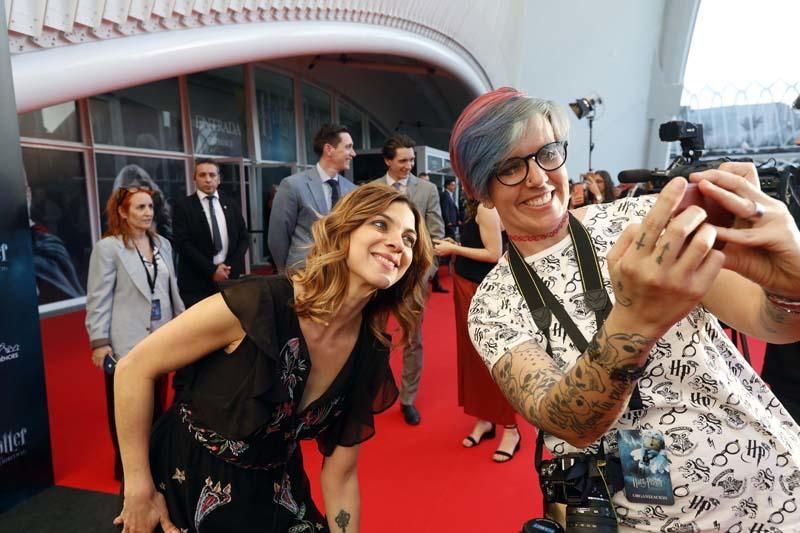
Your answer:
[103,352,118,375]
[673,183,735,228]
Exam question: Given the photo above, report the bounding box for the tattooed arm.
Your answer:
[483,178,729,448]
[703,269,800,344]
[491,312,656,448]
[321,445,360,533]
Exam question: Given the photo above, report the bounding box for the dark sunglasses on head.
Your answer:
[116,185,152,208]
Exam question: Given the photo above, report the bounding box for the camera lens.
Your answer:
[521,518,564,533]
[565,498,617,533]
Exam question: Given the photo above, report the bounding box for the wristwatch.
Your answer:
[606,362,649,383]
[588,353,649,383]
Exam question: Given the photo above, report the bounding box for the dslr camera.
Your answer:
[522,452,622,533]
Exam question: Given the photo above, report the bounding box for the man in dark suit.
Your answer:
[268,124,357,272]
[440,178,461,240]
[172,158,250,307]
[372,134,445,425]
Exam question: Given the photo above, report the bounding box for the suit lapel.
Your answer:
[305,169,327,213]
[219,195,238,241]
[191,194,214,245]
[118,242,152,300]
[405,175,418,203]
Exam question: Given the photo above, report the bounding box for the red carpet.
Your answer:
[39,270,766,532]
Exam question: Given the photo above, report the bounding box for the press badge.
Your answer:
[617,429,674,505]
[150,298,162,321]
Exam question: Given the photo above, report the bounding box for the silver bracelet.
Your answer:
[764,290,800,314]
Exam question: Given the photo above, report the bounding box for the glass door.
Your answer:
[247,162,296,272]
[210,158,249,273]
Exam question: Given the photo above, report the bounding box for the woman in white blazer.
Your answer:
[85,185,185,480]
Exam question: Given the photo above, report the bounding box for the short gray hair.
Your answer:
[449,87,570,201]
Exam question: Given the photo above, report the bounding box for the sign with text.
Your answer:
[0,2,54,512]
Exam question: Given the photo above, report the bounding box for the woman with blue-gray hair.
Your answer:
[450,87,800,531]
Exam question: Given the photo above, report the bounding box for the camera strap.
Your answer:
[508,212,642,410]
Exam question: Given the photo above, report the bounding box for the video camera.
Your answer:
[617,120,748,191]
[617,120,800,218]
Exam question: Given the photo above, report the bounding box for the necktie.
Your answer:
[326,179,340,209]
[207,196,223,254]
[392,181,403,192]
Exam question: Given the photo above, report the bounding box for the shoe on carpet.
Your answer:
[400,404,421,425]
[493,430,521,463]
[462,423,496,448]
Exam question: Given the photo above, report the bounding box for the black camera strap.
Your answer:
[507,213,643,471]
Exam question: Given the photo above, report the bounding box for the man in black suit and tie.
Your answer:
[172,159,250,307]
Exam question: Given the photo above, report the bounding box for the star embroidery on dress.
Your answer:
[172,468,186,484]
[159,482,166,491]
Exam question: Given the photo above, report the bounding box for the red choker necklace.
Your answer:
[507,212,569,242]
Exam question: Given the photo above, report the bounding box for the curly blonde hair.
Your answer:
[291,183,433,346]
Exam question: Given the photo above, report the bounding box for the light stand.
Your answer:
[587,114,595,172]
[569,96,601,172]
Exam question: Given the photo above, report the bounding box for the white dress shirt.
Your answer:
[196,190,229,266]
[316,163,341,211]
[385,175,409,194]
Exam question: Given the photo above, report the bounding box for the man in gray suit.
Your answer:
[268,124,357,272]
[373,134,445,425]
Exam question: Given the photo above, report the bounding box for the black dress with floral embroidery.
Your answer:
[148,276,398,532]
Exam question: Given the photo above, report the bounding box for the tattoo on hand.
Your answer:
[335,509,351,532]
[655,242,670,265]
[635,233,646,250]
[615,281,632,307]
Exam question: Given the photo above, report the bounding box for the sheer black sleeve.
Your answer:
[187,275,292,439]
[316,333,398,456]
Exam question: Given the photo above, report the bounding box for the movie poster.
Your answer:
[0,5,54,512]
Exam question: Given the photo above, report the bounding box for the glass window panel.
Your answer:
[188,67,248,157]
[427,155,444,172]
[21,148,90,305]
[369,120,386,150]
[248,164,293,269]
[301,84,331,163]
[18,102,81,142]
[338,99,363,150]
[255,69,297,162]
[89,79,183,152]
[95,154,187,241]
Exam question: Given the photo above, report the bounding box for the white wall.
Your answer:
[512,0,670,181]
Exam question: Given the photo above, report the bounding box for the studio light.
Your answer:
[569,95,603,171]
[569,96,601,120]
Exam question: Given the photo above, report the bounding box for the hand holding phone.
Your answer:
[673,183,735,228]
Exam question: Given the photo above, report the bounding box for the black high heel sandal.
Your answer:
[462,423,496,448]
[493,425,521,463]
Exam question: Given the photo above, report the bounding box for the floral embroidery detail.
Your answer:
[179,404,251,461]
[194,477,232,531]
[274,472,299,515]
[172,468,186,484]
[280,338,306,399]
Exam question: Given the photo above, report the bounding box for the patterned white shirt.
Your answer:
[469,196,800,531]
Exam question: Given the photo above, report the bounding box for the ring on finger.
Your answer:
[748,199,765,220]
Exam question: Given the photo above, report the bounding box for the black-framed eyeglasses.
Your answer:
[116,185,152,208]
[493,141,568,186]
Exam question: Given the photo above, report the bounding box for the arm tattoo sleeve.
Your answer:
[493,325,655,446]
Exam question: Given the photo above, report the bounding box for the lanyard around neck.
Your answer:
[507,213,643,412]
[135,235,158,294]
